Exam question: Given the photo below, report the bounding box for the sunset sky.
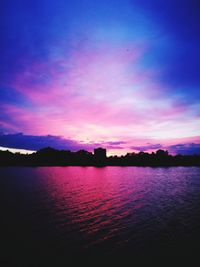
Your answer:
[1,0,200,155]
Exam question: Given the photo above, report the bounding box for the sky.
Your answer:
[0,0,200,155]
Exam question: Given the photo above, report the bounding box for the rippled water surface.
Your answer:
[1,167,200,266]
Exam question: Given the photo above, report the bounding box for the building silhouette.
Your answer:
[94,148,107,161]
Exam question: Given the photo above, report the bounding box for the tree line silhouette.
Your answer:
[0,147,200,166]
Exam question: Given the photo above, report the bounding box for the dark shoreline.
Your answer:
[1,164,200,167]
[1,147,200,167]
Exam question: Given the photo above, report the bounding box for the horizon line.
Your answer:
[1,146,200,157]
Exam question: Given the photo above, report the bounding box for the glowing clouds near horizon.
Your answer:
[7,40,200,144]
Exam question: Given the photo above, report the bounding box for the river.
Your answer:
[0,166,200,266]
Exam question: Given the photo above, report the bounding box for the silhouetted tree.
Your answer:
[0,147,199,166]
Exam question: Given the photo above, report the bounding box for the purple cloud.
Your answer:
[167,143,200,155]
[130,144,162,152]
[0,133,126,152]
[0,133,93,151]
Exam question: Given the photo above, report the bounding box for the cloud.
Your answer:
[130,143,162,152]
[130,142,200,155]
[0,133,92,151]
[1,133,200,155]
[167,143,200,155]
[105,141,127,145]
[1,1,200,152]
[0,133,126,152]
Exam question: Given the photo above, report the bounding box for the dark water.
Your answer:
[0,167,200,266]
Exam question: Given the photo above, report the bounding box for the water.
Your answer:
[0,167,200,266]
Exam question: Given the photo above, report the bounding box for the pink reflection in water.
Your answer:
[35,166,192,253]
[37,167,145,247]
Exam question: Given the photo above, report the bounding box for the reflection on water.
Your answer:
[1,167,200,266]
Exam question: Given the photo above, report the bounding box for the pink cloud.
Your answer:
[1,38,200,154]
